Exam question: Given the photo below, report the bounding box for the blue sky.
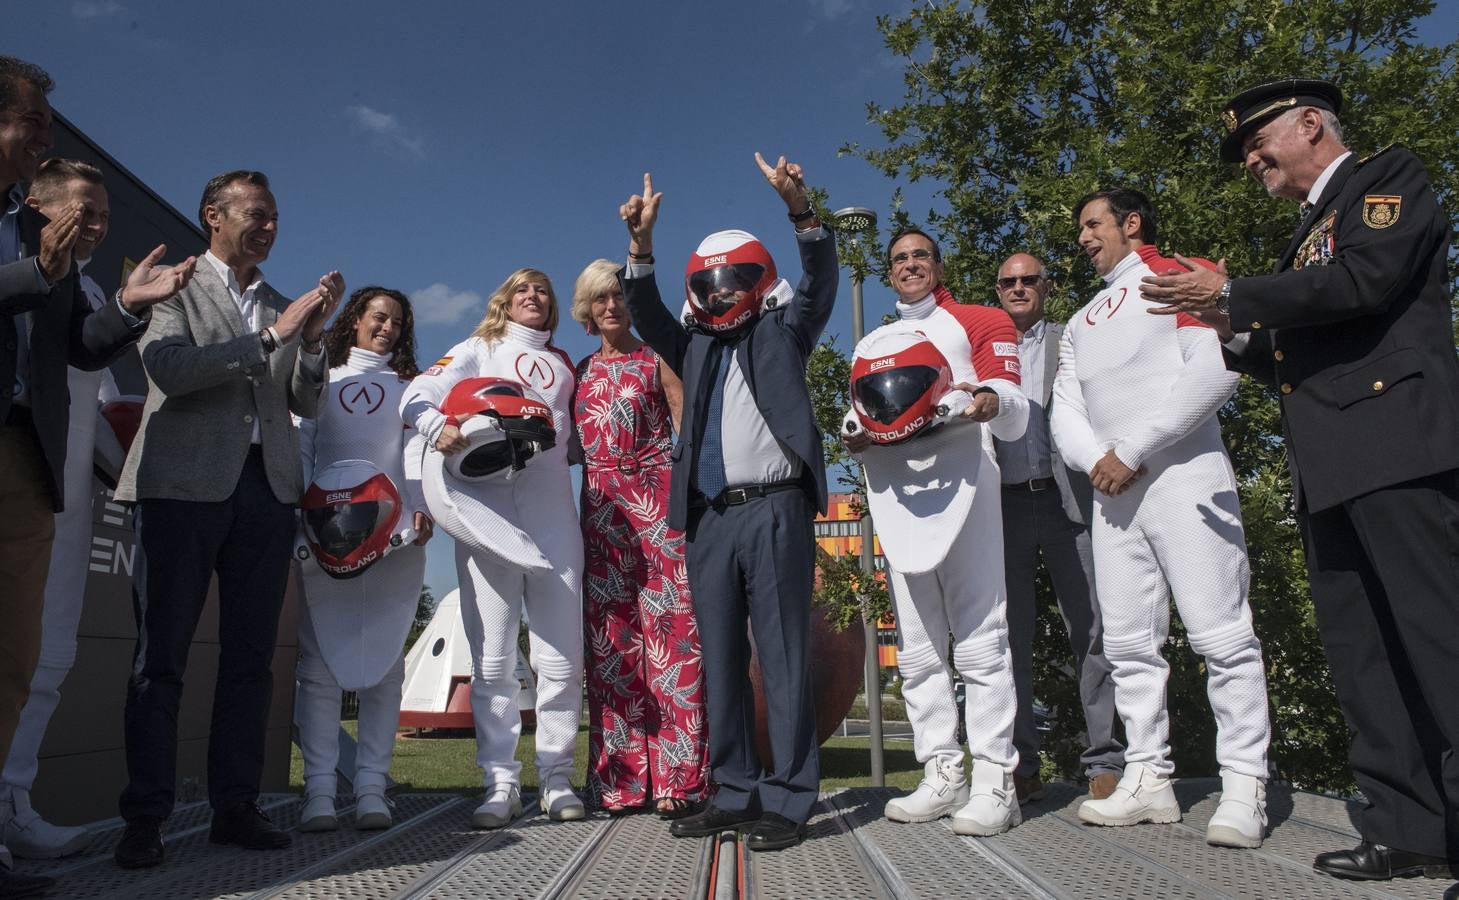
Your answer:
[10,0,1456,596]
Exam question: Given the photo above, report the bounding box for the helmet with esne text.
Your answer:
[684,229,779,333]
[850,331,954,445]
[300,459,411,579]
[439,377,556,480]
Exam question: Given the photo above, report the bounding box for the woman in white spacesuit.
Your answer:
[400,269,585,828]
[294,287,432,832]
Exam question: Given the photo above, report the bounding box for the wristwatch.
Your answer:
[1215,280,1232,316]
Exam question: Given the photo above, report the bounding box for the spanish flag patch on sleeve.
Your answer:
[424,356,453,376]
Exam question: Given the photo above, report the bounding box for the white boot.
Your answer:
[951,761,1022,836]
[298,794,338,833]
[472,783,522,829]
[1078,763,1181,827]
[885,756,969,824]
[1,788,89,859]
[540,773,585,822]
[1205,772,1266,848]
[354,789,393,831]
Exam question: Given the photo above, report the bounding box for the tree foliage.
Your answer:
[814,0,1458,791]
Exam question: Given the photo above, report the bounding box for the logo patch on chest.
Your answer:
[338,380,386,414]
[1084,288,1127,325]
[1361,195,1401,229]
[515,352,558,389]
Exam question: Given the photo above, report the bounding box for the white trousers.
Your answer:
[887,476,1019,773]
[3,369,100,795]
[1090,447,1270,778]
[455,470,583,788]
[294,603,403,797]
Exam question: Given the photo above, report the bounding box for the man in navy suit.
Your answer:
[620,156,836,851]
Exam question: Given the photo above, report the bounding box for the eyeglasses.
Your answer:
[889,248,936,266]
[996,274,1043,290]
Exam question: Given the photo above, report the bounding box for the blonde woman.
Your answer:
[400,269,584,827]
[570,260,707,817]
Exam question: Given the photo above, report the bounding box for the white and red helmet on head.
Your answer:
[850,331,955,445]
[439,377,556,481]
[300,460,412,579]
[684,229,778,333]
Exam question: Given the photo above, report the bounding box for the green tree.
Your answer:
[816,0,1458,792]
[405,583,437,651]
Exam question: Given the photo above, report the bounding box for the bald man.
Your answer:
[992,253,1122,803]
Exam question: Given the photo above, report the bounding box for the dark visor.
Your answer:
[688,264,765,314]
[853,366,941,425]
[306,499,395,558]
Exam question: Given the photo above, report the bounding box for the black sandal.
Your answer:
[655,798,698,820]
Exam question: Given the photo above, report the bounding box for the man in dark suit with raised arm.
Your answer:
[1142,78,1459,882]
[619,156,836,851]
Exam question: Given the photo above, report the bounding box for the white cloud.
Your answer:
[72,0,126,18]
[410,283,483,325]
[808,0,854,18]
[345,104,426,160]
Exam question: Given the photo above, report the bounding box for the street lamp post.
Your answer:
[832,206,884,787]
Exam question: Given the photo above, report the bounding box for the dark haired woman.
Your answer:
[295,287,432,832]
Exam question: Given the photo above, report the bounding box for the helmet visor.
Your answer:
[460,439,523,478]
[305,498,396,561]
[688,264,765,315]
[853,366,942,425]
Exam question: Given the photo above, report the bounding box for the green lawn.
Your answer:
[292,724,929,794]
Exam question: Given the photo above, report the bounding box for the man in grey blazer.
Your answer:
[992,253,1123,803]
[112,170,342,870]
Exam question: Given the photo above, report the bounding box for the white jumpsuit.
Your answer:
[850,290,1029,772]
[295,347,427,798]
[1051,246,1270,779]
[401,322,584,787]
[2,268,110,799]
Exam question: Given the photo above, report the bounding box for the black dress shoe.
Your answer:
[746,812,804,852]
[0,867,54,898]
[668,805,759,838]
[1313,840,1458,880]
[209,803,291,850]
[114,819,165,869]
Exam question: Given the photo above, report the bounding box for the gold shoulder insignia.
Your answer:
[1357,145,1395,166]
[1362,195,1401,229]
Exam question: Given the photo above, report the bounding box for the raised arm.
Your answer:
[755,152,837,351]
[620,172,690,373]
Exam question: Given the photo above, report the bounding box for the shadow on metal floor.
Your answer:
[13,778,1457,898]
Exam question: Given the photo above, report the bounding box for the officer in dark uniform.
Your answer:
[1141,78,1459,883]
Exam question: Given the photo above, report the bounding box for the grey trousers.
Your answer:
[1001,484,1123,778]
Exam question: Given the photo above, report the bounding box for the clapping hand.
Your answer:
[119,244,198,314]
[302,271,346,342]
[37,201,82,283]
[621,172,662,258]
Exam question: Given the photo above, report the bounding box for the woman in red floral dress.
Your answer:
[571,258,708,817]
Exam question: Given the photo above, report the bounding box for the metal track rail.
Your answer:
[393,797,540,899]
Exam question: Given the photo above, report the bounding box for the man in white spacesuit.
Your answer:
[1051,187,1270,848]
[843,228,1029,836]
[2,159,114,859]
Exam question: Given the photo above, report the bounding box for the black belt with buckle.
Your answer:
[692,478,801,509]
[1002,476,1055,492]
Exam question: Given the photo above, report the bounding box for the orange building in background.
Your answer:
[814,492,899,667]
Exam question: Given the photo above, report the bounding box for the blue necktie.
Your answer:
[695,343,733,500]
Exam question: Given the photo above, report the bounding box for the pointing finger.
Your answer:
[643,172,654,197]
[754,152,774,176]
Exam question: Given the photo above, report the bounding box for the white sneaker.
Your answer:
[951,761,1022,836]
[1,788,90,859]
[1205,772,1266,848]
[472,784,522,829]
[885,757,969,823]
[354,790,393,831]
[540,774,585,822]
[1078,763,1181,827]
[298,794,338,833]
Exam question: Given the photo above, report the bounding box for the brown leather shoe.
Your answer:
[1088,772,1120,801]
[1013,774,1046,803]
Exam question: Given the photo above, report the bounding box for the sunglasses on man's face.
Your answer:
[996,275,1043,290]
[889,248,936,266]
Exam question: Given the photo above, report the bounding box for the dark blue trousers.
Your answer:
[686,487,819,824]
[119,448,296,822]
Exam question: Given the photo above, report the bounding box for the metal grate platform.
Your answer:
[13,780,1456,897]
